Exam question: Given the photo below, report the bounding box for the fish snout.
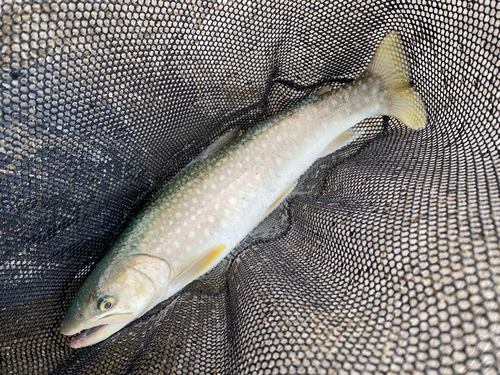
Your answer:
[60,307,87,336]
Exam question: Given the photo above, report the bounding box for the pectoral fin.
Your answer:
[319,127,366,158]
[173,244,227,287]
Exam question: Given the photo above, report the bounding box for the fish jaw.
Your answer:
[61,308,138,348]
[61,298,137,347]
[64,320,132,349]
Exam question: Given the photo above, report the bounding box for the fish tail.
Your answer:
[365,31,427,130]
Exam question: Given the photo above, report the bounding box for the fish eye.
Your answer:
[98,296,116,311]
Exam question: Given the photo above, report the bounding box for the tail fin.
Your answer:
[365,31,427,130]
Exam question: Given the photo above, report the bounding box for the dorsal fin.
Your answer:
[197,128,240,160]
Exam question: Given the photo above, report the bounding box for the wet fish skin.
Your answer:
[61,31,426,348]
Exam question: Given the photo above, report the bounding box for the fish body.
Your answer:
[61,31,426,348]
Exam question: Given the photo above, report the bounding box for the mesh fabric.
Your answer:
[0,0,499,374]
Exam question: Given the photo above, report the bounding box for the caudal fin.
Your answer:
[365,31,427,130]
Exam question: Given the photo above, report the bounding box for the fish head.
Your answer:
[61,253,170,348]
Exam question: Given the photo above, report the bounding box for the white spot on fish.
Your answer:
[277,136,282,142]
[237,163,242,167]
[337,113,343,118]
[166,249,172,254]
[355,103,361,109]
[345,107,352,115]
[192,198,198,203]
[292,133,297,139]
[160,238,165,243]
[173,261,179,268]
[254,174,261,181]
[332,99,338,106]
[364,97,370,103]
[362,84,367,91]
[323,106,330,113]
[305,138,312,144]
[197,224,201,229]
[203,184,208,190]
[191,215,196,221]
[209,216,214,223]
[199,239,203,244]
[211,184,216,189]
[189,231,195,238]
[219,175,225,181]
[371,88,378,95]
[312,107,318,113]
[175,212,182,218]
[174,241,180,248]
[276,158,282,165]
[215,203,220,210]
[344,93,350,101]
[204,229,210,236]
[229,197,237,205]
[307,115,313,121]
[227,169,232,174]
[186,246,191,252]
[169,220,174,225]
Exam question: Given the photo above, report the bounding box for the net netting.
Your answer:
[1,0,499,374]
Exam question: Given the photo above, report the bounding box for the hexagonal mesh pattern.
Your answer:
[1,0,499,374]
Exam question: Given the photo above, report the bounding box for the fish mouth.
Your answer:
[61,312,136,348]
[69,324,109,349]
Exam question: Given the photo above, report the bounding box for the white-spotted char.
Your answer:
[61,31,427,348]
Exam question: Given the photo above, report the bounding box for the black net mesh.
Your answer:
[1,0,499,374]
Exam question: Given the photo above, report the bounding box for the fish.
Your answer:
[60,31,427,348]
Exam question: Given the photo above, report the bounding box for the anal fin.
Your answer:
[319,127,366,158]
[269,181,297,212]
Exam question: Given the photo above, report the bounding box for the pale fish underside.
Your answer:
[61,30,427,348]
